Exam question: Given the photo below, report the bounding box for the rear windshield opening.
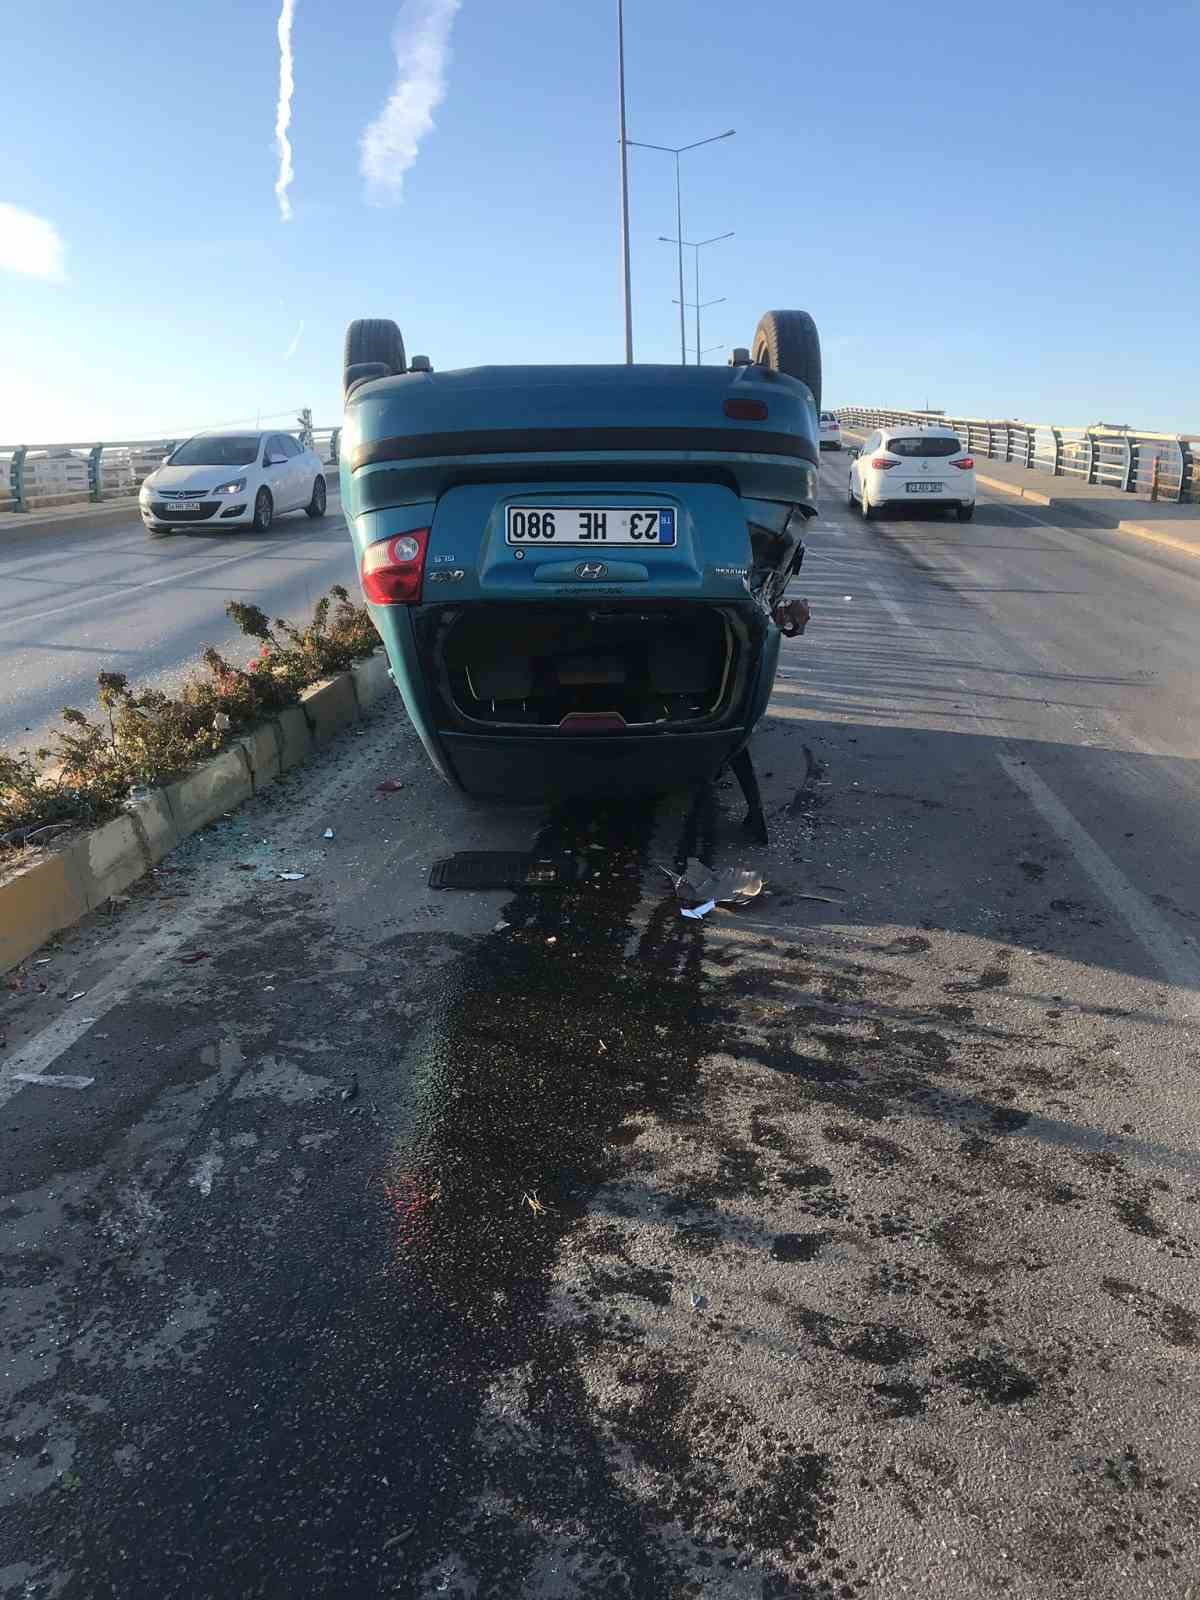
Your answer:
[887,435,962,458]
[433,604,742,731]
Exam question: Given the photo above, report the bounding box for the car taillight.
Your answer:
[724,398,768,421]
[360,529,430,605]
[871,455,901,470]
[951,456,974,470]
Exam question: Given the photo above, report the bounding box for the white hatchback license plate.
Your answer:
[905,481,942,494]
[506,507,676,546]
[170,501,202,511]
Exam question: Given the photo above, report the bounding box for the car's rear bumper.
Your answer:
[873,494,975,510]
[437,727,749,800]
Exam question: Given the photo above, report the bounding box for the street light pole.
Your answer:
[673,152,686,365]
[661,232,733,365]
[673,296,726,363]
[626,130,734,366]
[616,0,633,363]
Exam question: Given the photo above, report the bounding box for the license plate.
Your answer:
[170,501,202,511]
[905,481,942,494]
[506,507,676,546]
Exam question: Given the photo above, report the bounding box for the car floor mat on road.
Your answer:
[428,851,578,891]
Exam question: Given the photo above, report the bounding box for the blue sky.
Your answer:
[2,0,1197,442]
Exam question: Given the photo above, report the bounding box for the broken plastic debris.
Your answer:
[340,1078,359,1103]
[664,857,764,909]
[429,852,576,891]
[68,992,86,1001]
[323,828,335,840]
[493,920,510,933]
[690,1290,707,1311]
[681,899,717,920]
[189,1155,220,1197]
[279,872,306,881]
[12,1073,94,1090]
[376,778,404,793]
[212,712,232,732]
[843,594,853,602]
[178,951,209,965]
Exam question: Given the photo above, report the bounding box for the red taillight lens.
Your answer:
[360,528,430,605]
[871,455,901,470]
[724,398,768,421]
[951,456,974,470]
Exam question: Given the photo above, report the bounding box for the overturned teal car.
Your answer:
[339,311,821,826]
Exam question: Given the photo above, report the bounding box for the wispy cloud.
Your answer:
[274,0,297,221]
[0,202,66,280]
[284,320,305,358]
[360,0,461,205]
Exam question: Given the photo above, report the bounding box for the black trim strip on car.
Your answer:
[351,426,819,473]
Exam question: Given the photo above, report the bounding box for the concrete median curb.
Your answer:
[975,472,1053,506]
[0,649,394,973]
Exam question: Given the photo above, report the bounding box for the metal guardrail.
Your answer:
[0,426,341,516]
[836,408,1197,504]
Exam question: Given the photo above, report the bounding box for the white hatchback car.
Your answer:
[140,430,327,535]
[818,411,842,449]
[849,426,975,521]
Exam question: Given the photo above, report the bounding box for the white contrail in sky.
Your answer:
[274,0,297,221]
[360,0,461,204]
[285,320,305,358]
[0,202,66,280]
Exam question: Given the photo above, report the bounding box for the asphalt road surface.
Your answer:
[0,487,355,754]
[2,453,1199,1599]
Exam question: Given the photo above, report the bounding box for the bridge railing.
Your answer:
[1,426,341,516]
[836,408,1196,504]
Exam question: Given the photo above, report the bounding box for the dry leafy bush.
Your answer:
[1,587,378,852]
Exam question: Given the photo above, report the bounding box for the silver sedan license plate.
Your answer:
[905,481,942,494]
[506,507,676,545]
[171,501,202,511]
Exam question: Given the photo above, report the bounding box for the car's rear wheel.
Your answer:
[956,503,976,522]
[862,485,877,521]
[306,476,327,519]
[344,319,406,398]
[846,478,856,509]
[253,488,273,533]
[751,310,822,411]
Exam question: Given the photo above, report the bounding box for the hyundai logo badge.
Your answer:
[575,562,608,579]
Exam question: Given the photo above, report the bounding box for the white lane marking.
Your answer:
[996,753,1199,997]
[0,712,409,1108]
[868,580,1199,1000]
[0,906,219,1105]
[0,546,269,633]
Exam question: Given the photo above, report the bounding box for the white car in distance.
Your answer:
[819,411,842,450]
[140,430,327,536]
[848,426,975,522]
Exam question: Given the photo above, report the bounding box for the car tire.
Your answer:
[306,476,327,519]
[956,503,976,522]
[862,486,878,521]
[846,479,856,510]
[344,319,406,399]
[751,310,822,411]
[253,488,273,533]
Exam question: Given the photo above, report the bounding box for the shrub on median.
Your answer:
[0,586,379,852]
